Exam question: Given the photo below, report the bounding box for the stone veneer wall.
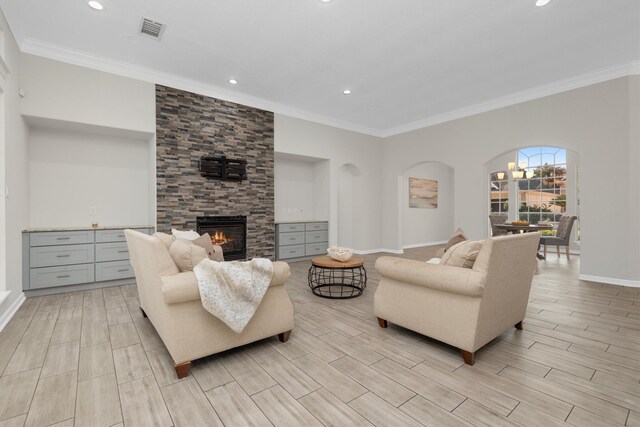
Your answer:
[156,85,275,259]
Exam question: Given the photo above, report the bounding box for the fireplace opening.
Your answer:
[197,216,247,261]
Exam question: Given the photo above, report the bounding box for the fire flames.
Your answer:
[211,231,229,245]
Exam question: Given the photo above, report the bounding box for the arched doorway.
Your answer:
[399,161,455,248]
[486,146,580,248]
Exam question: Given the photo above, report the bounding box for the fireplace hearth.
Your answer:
[197,216,247,261]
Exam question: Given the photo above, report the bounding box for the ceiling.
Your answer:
[1,0,639,136]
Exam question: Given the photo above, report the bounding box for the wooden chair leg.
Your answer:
[377,317,388,328]
[556,245,560,256]
[278,331,291,343]
[514,321,523,330]
[140,307,147,318]
[543,244,547,258]
[565,245,570,259]
[174,361,191,379]
[460,350,474,365]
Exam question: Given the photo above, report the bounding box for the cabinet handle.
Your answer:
[117,234,125,238]
[117,269,129,272]
[289,250,296,254]
[117,250,128,253]
[56,237,70,240]
[56,254,71,258]
[57,274,71,278]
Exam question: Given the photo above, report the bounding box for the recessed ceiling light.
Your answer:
[228,79,238,85]
[535,0,550,6]
[88,1,104,10]
[320,0,332,3]
[343,89,351,95]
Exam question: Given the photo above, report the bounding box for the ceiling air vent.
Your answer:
[140,17,165,40]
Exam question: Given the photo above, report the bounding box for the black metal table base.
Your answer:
[308,265,367,299]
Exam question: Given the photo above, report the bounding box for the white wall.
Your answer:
[275,115,383,251]
[0,8,29,317]
[382,77,639,283]
[29,126,151,227]
[20,54,155,134]
[402,162,454,247]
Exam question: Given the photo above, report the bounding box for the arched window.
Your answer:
[517,147,566,224]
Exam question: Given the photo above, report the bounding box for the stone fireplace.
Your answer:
[155,85,275,259]
[197,216,247,261]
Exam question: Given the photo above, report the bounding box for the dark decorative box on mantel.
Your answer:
[199,156,247,181]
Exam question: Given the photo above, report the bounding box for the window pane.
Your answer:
[542,153,555,165]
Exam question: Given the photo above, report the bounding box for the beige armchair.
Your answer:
[125,229,294,379]
[374,232,539,365]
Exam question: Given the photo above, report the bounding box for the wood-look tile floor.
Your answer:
[1,247,639,426]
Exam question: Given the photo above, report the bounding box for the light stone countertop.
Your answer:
[23,225,155,232]
[275,220,328,225]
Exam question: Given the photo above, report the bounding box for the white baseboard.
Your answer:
[353,248,404,255]
[0,292,26,332]
[578,274,640,288]
[403,240,447,249]
[0,291,10,307]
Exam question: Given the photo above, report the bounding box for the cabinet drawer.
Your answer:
[30,244,95,268]
[305,222,328,232]
[305,230,328,244]
[29,264,94,289]
[305,243,327,256]
[96,242,130,262]
[29,231,94,247]
[278,223,305,233]
[278,244,305,259]
[278,232,305,246]
[96,260,134,282]
[95,229,128,243]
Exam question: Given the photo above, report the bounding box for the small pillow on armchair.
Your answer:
[441,240,483,269]
[169,239,208,272]
[443,228,467,252]
[153,232,176,249]
[192,233,224,262]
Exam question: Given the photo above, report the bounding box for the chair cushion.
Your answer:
[153,232,176,249]
[444,228,467,252]
[540,236,565,245]
[169,239,208,272]
[441,240,483,268]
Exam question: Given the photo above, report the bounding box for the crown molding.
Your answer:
[19,38,385,138]
[16,38,640,140]
[380,60,640,138]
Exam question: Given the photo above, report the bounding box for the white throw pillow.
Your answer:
[171,228,200,240]
[169,239,208,272]
[441,240,483,269]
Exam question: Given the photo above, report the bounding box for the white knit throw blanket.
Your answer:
[194,258,273,333]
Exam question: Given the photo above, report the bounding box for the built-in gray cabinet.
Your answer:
[23,227,153,294]
[276,221,328,260]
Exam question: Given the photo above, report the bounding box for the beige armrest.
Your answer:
[375,256,485,297]
[162,261,291,305]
